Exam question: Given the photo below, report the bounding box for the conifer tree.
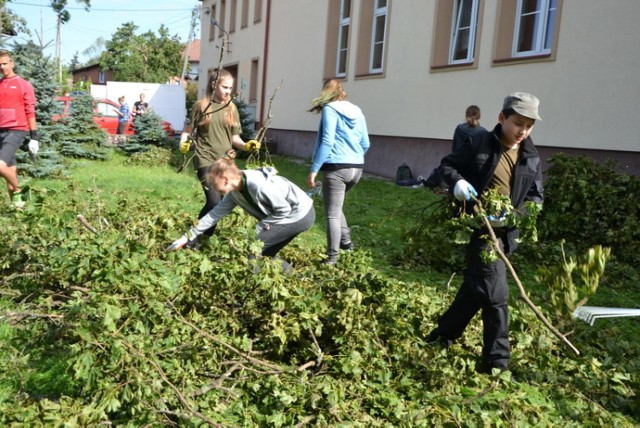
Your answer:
[10,41,68,177]
[233,98,256,141]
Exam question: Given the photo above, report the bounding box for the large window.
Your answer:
[249,58,259,103]
[513,0,557,56]
[492,0,562,64]
[254,0,263,23]
[336,0,351,77]
[229,0,237,33]
[209,4,217,41]
[369,0,388,73]
[241,0,249,28]
[219,0,227,37]
[431,0,483,70]
[449,0,480,64]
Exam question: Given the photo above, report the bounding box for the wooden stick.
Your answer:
[473,198,580,355]
[77,214,98,234]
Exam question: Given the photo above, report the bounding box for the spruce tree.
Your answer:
[10,41,67,177]
[233,98,256,141]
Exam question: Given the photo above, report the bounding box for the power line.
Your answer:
[11,1,192,13]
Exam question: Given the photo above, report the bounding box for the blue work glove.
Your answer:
[453,179,477,201]
[165,227,198,251]
[487,210,508,228]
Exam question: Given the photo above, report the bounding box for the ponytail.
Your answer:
[207,149,240,185]
[464,105,481,128]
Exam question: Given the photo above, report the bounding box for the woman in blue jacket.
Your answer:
[307,79,370,265]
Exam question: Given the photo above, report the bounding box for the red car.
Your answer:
[55,96,175,137]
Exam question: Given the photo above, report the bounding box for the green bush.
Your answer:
[539,154,640,265]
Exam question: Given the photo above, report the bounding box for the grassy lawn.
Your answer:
[32,150,639,332]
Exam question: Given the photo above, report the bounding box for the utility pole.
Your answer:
[55,13,62,83]
[180,5,200,83]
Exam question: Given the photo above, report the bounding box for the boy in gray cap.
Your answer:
[426,92,544,374]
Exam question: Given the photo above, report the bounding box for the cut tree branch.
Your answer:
[77,214,98,234]
[473,198,580,355]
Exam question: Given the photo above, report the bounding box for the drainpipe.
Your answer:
[259,0,271,130]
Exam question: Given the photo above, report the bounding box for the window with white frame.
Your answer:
[369,0,387,73]
[449,0,480,64]
[98,71,105,84]
[513,0,557,56]
[336,0,351,77]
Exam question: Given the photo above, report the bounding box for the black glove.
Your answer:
[30,130,39,141]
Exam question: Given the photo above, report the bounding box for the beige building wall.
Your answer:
[198,0,640,177]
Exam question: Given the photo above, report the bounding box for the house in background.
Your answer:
[71,63,114,86]
[197,0,640,178]
[183,39,201,81]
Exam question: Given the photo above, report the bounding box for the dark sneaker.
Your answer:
[426,331,453,349]
[322,257,337,266]
[476,360,509,375]
[340,242,354,251]
[185,237,202,250]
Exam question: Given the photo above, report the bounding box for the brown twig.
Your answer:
[170,303,286,372]
[445,272,457,290]
[255,79,284,144]
[308,328,324,368]
[77,214,98,234]
[189,363,241,398]
[473,197,580,355]
[297,361,316,371]
[122,340,219,426]
[247,79,285,167]
[177,151,196,174]
[294,416,316,427]
[0,311,64,322]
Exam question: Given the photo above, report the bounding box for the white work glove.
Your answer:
[165,227,198,252]
[453,179,477,201]
[28,139,40,155]
[487,210,507,228]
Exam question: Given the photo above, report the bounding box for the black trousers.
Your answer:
[196,166,221,237]
[433,229,510,368]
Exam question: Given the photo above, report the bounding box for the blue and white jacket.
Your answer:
[310,100,370,173]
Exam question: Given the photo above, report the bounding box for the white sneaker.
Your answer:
[12,192,26,208]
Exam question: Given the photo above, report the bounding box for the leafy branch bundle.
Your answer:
[0,164,637,425]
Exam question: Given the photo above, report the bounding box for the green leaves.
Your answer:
[99,23,185,83]
[540,154,640,265]
[536,242,611,328]
[0,157,638,426]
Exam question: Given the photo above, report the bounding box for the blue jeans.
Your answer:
[322,167,362,262]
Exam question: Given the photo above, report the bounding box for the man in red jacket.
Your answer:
[0,50,39,208]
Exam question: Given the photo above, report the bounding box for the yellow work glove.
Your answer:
[244,139,261,152]
[179,133,193,154]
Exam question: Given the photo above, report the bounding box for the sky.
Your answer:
[6,0,200,65]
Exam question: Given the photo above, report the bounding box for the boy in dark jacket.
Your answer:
[427,92,544,374]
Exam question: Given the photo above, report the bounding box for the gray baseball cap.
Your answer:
[503,92,542,121]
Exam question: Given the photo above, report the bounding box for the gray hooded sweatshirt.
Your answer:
[192,167,313,236]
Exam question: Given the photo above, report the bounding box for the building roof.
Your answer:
[183,39,200,62]
[72,63,105,73]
